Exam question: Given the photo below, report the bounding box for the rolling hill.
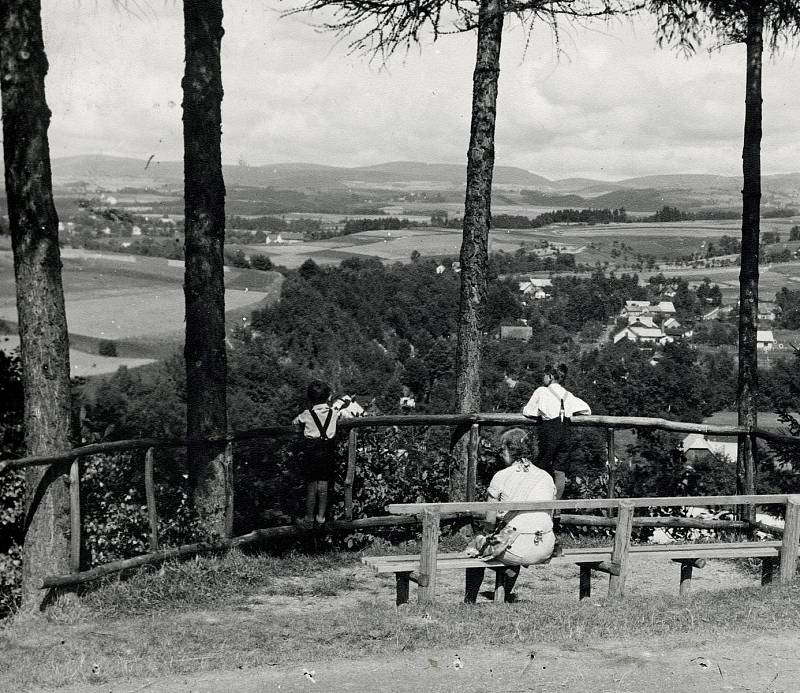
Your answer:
[46,156,800,212]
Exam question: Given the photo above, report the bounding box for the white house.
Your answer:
[622,300,652,317]
[628,315,657,328]
[757,330,776,350]
[131,226,142,236]
[518,277,552,300]
[435,263,446,275]
[622,300,676,319]
[613,325,669,345]
[654,301,676,315]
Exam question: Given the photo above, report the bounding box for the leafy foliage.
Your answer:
[0,351,24,616]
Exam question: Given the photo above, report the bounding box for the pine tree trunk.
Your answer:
[453,0,503,501]
[182,1,229,537]
[0,0,73,608]
[737,4,763,504]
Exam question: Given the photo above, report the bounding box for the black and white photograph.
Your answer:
[1,0,800,690]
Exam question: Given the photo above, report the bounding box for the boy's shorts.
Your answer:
[301,438,336,482]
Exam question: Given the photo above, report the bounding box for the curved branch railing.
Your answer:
[1,412,797,588]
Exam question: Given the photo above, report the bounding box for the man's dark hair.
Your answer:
[306,380,331,405]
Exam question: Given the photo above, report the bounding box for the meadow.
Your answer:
[240,216,800,271]
[0,248,283,365]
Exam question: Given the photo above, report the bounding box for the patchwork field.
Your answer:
[241,216,800,270]
[644,261,800,304]
[0,334,156,377]
[0,249,283,365]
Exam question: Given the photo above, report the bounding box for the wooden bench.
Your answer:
[362,494,800,605]
[362,543,782,604]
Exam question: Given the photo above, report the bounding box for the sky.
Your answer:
[39,1,800,181]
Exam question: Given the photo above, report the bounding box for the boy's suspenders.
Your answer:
[309,408,334,440]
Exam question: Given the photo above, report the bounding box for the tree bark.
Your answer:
[453,0,504,501]
[182,1,229,537]
[737,3,763,506]
[0,0,73,608]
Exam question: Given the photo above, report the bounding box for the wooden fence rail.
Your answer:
[1,413,797,585]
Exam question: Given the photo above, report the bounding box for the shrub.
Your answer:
[250,254,273,271]
[81,451,203,567]
[98,340,118,357]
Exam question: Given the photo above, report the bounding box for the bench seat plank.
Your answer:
[362,542,781,575]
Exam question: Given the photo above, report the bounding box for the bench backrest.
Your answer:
[386,493,794,515]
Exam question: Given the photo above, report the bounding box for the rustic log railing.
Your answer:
[0,412,796,588]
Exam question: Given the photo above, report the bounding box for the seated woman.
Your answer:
[464,428,556,603]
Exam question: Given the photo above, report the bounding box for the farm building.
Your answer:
[500,325,533,341]
[757,330,776,350]
[613,324,669,346]
[621,300,676,319]
[265,232,303,244]
[702,305,734,321]
[627,315,657,328]
[663,317,692,339]
[518,277,552,299]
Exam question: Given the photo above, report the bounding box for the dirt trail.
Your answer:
[55,632,800,693]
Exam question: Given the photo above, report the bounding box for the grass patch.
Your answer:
[1,546,798,691]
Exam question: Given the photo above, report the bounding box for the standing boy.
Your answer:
[521,363,590,501]
[293,380,352,527]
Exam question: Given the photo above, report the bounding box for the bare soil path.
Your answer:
[55,632,800,693]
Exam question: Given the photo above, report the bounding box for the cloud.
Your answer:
[39,4,800,180]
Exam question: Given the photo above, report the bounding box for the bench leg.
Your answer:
[679,561,693,597]
[493,569,505,603]
[579,564,592,600]
[762,557,777,586]
[396,573,410,605]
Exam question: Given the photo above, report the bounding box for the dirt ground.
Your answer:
[36,555,800,693]
[52,632,800,693]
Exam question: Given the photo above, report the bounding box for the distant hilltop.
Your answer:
[49,155,800,201]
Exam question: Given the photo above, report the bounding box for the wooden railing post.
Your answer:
[144,447,159,552]
[69,457,81,573]
[418,508,440,604]
[779,495,800,584]
[607,501,634,598]
[467,424,479,502]
[224,442,234,540]
[345,429,357,521]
